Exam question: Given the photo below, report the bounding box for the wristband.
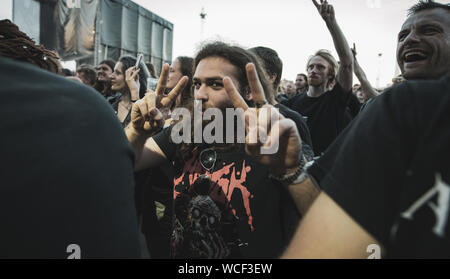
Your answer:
[269,154,308,186]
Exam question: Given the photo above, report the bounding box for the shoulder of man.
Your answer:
[0,57,140,258]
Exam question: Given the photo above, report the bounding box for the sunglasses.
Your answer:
[199,148,217,173]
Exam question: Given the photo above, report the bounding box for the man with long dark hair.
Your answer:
[126,42,311,258]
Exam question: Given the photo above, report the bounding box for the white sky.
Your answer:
[1,0,447,87]
[134,0,447,88]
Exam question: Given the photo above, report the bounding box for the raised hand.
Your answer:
[130,63,188,135]
[223,63,302,175]
[312,0,335,23]
[125,66,141,101]
[351,43,357,59]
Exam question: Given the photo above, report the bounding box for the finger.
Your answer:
[312,0,320,9]
[245,108,258,140]
[144,108,164,132]
[257,106,271,135]
[160,76,188,107]
[135,99,149,122]
[131,102,145,128]
[132,68,140,77]
[132,68,141,81]
[144,92,157,120]
[223,76,249,111]
[245,125,262,149]
[264,118,300,158]
[155,63,170,97]
[259,106,284,145]
[125,66,133,77]
[320,3,325,14]
[245,63,267,105]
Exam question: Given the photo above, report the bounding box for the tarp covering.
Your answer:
[137,6,152,56]
[33,0,174,73]
[151,22,163,56]
[13,0,41,44]
[55,0,97,60]
[99,0,122,48]
[163,27,173,63]
[151,21,164,74]
[120,0,138,52]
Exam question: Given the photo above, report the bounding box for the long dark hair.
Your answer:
[173,56,194,109]
[175,41,275,164]
[194,42,276,105]
[118,55,149,99]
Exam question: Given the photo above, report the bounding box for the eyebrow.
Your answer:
[193,76,225,81]
[400,21,443,32]
[308,63,326,67]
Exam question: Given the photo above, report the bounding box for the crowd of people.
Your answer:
[0,0,449,259]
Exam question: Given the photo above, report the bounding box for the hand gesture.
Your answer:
[125,66,141,101]
[351,43,357,59]
[130,64,188,135]
[312,0,335,23]
[223,63,302,175]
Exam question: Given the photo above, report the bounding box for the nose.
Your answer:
[402,29,421,47]
[309,66,318,74]
[194,84,208,101]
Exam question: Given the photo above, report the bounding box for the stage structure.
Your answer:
[12,0,173,75]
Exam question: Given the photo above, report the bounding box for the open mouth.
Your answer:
[403,51,428,63]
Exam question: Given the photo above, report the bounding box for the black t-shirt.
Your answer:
[276,103,313,151]
[308,77,450,258]
[153,127,300,259]
[286,82,360,155]
[0,57,140,258]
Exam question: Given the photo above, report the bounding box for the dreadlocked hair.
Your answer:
[0,19,61,74]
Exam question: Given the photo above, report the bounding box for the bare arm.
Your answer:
[313,0,353,91]
[125,63,188,171]
[352,45,378,100]
[125,126,167,171]
[287,177,320,216]
[282,192,384,258]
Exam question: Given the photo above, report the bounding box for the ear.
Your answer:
[243,86,252,101]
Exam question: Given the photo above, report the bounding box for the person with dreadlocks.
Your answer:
[0,19,61,74]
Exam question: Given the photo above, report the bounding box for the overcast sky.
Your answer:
[134,0,447,88]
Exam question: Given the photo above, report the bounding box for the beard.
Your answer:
[308,77,326,87]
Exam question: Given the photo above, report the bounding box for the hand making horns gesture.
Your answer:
[223,63,302,175]
[131,63,188,135]
[313,0,335,23]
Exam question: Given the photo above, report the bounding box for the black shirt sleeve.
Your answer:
[276,103,313,149]
[310,83,421,245]
[152,125,177,161]
[333,82,361,115]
